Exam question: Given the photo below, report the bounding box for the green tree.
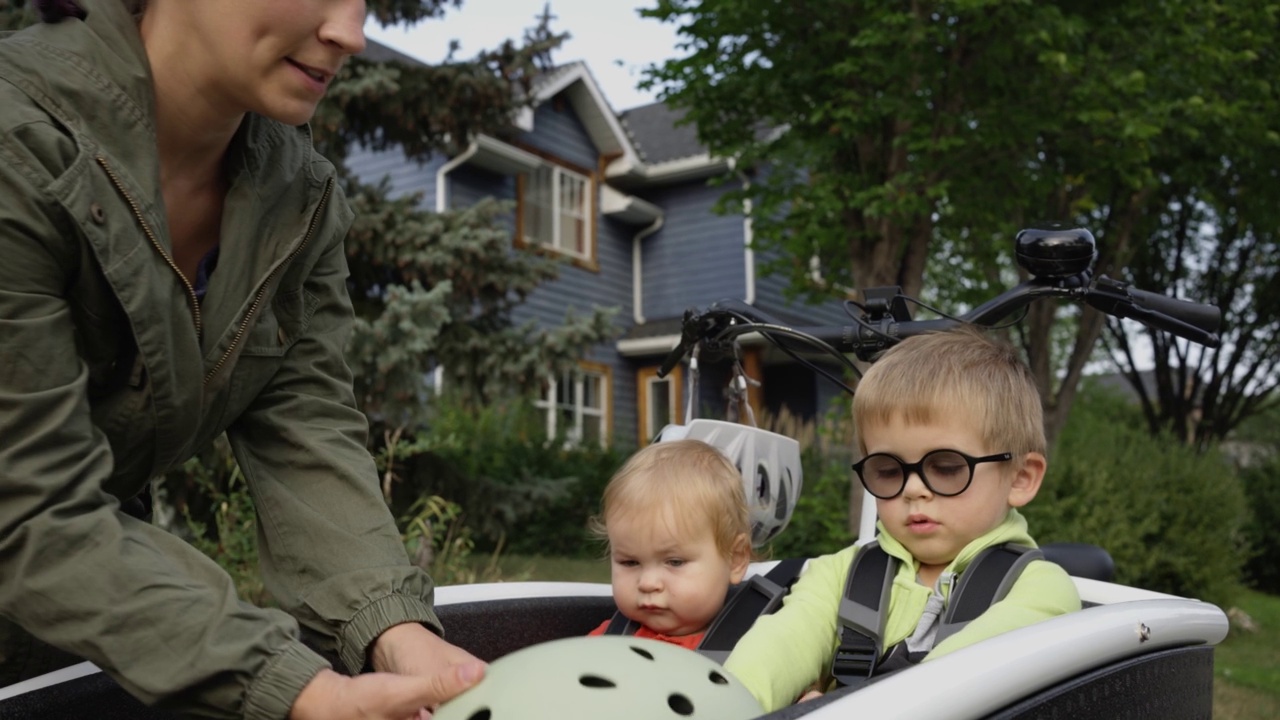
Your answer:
[1101,97,1280,447]
[640,0,1279,449]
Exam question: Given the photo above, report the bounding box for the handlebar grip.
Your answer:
[1126,287,1221,337]
[1087,279,1222,347]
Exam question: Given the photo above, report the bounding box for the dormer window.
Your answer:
[518,160,595,264]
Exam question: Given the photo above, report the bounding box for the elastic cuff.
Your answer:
[338,593,443,674]
[243,641,331,720]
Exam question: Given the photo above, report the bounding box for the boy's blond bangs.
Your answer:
[853,328,1046,460]
[590,440,750,559]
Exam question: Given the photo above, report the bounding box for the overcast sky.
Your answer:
[363,0,682,112]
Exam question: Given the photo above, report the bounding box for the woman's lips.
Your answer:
[286,59,332,93]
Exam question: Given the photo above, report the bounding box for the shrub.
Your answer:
[1023,385,1247,608]
[764,406,858,559]
[1240,453,1280,593]
[385,394,630,558]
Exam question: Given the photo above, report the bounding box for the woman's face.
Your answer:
[143,0,367,126]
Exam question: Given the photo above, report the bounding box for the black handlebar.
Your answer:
[658,271,1222,377]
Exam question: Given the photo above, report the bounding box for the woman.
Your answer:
[0,1,484,718]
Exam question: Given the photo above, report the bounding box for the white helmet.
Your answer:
[433,636,763,720]
[655,419,802,547]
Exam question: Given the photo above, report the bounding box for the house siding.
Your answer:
[345,143,444,210]
[636,178,748,322]
[519,99,599,171]
[341,80,847,449]
[509,213,638,448]
[751,246,852,327]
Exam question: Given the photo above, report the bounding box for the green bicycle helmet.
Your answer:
[433,636,764,720]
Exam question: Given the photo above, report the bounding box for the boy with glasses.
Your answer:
[723,327,1081,711]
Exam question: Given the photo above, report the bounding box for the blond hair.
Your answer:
[589,439,750,558]
[853,327,1046,461]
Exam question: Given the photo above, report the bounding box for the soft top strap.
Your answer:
[934,543,1042,646]
[830,541,895,687]
[696,557,807,663]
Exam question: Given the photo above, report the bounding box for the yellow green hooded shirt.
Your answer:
[724,510,1081,712]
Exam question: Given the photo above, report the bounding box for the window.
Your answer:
[637,365,683,445]
[537,361,611,446]
[519,161,593,261]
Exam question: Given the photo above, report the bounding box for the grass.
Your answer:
[460,553,610,584]
[1214,589,1280,719]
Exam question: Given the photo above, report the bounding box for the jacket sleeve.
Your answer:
[223,188,444,677]
[925,558,1082,661]
[723,547,855,712]
[0,144,330,718]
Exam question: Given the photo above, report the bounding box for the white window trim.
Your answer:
[536,365,610,447]
[522,162,594,262]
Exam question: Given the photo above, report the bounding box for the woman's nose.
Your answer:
[319,0,367,56]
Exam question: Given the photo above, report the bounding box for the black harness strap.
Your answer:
[830,541,1043,688]
[696,557,807,663]
[603,611,640,636]
[601,557,808,664]
[830,541,895,687]
[935,544,1042,645]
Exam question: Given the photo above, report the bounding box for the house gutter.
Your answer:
[632,216,664,324]
[435,141,480,212]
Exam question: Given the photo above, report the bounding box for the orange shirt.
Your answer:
[588,619,706,650]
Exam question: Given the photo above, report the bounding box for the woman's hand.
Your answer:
[290,624,486,720]
[369,622,486,686]
[289,668,465,720]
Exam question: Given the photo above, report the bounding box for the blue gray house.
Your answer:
[347,42,850,448]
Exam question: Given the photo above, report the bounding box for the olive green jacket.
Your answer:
[0,2,443,718]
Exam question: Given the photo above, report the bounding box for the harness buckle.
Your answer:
[829,626,880,685]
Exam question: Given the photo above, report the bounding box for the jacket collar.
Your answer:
[875,508,1035,577]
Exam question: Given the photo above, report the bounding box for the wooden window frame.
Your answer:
[514,148,600,272]
[637,365,684,446]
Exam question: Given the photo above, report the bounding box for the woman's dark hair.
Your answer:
[33,0,88,22]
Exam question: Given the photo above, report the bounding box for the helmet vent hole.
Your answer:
[708,670,729,685]
[629,646,655,661]
[667,693,695,716]
[579,674,617,688]
[756,462,771,502]
[465,711,492,720]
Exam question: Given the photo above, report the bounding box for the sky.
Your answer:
[363,0,682,112]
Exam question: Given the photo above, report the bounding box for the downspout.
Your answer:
[632,215,664,324]
[436,141,480,212]
[743,197,756,304]
[732,158,756,304]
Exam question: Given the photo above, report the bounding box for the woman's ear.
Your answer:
[728,533,751,584]
[1007,451,1046,508]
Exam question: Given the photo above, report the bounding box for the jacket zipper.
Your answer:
[96,156,203,340]
[202,176,335,385]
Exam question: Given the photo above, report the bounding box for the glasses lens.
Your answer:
[923,451,971,495]
[860,454,904,498]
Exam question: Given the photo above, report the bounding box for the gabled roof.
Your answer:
[357,39,421,66]
[358,39,726,188]
[618,102,707,164]
[516,61,641,169]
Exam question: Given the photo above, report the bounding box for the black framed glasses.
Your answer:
[851,449,1013,499]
